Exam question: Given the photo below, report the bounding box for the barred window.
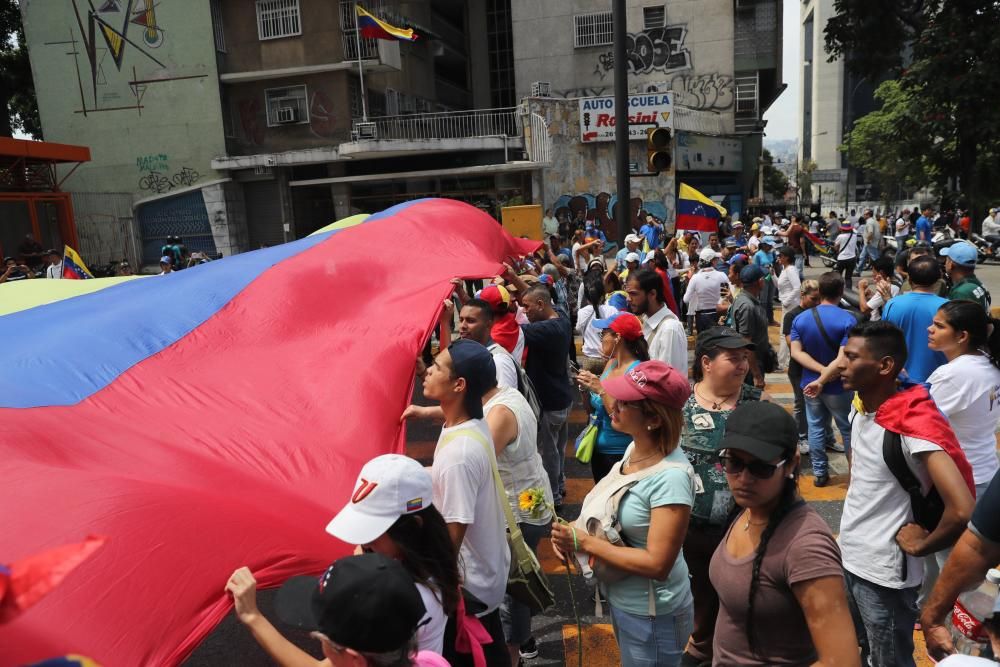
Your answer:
[574,11,613,48]
[256,0,302,40]
[265,85,309,126]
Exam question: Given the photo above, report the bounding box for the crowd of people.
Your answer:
[220,207,1000,667]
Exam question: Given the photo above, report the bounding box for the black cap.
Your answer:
[721,401,798,461]
[695,326,755,356]
[275,553,426,653]
[448,338,495,420]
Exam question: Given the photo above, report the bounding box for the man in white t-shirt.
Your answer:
[836,321,975,667]
[683,248,730,333]
[626,267,688,373]
[454,298,519,390]
[421,338,510,666]
[43,249,63,279]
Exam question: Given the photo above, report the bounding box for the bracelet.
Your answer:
[571,527,580,551]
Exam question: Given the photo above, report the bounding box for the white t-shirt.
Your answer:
[937,655,998,666]
[683,267,730,312]
[983,215,1000,237]
[834,231,858,260]
[896,217,911,235]
[576,303,617,358]
[415,582,447,654]
[643,306,688,374]
[46,262,63,279]
[572,242,589,273]
[747,236,761,253]
[865,283,900,321]
[839,409,941,589]
[776,263,802,311]
[485,387,553,526]
[927,354,1000,485]
[432,420,510,612]
[487,343,519,390]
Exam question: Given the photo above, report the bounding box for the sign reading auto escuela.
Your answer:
[578,93,674,143]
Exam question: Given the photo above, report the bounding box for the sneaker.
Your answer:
[826,441,846,453]
[797,439,810,455]
[814,474,830,487]
[519,637,538,660]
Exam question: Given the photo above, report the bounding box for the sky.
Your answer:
[761,2,800,142]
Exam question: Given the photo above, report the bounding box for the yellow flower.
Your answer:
[518,490,536,511]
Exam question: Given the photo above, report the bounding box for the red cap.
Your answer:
[591,311,644,341]
[601,360,690,409]
[478,284,511,312]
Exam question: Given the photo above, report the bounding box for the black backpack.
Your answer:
[882,429,944,531]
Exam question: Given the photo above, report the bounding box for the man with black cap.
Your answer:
[43,249,63,279]
[731,264,773,388]
[421,338,510,664]
[256,552,447,666]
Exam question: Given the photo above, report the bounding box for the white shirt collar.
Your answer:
[644,305,677,330]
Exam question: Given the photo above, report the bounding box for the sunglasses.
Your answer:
[610,400,642,414]
[718,454,787,479]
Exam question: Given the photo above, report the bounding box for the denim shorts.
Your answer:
[609,601,694,667]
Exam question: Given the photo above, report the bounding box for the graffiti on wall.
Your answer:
[138,167,201,194]
[45,0,206,114]
[553,193,669,238]
[594,26,692,80]
[669,73,734,112]
[136,153,169,172]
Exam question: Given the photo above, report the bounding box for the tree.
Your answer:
[0,0,40,138]
[797,160,817,206]
[825,0,1000,217]
[761,149,790,201]
[841,79,949,202]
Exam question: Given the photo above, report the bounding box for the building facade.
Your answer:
[512,0,784,229]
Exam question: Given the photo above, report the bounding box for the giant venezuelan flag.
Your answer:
[676,183,728,232]
[0,199,538,665]
[355,4,417,41]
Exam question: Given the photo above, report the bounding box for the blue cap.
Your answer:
[761,236,777,245]
[607,291,629,311]
[739,264,766,283]
[447,339,496,419]
[940,240,977,267]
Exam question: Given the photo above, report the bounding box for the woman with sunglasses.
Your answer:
[575,312,650,482]
[552,361,697,667]
[710,401,858,666]
[678,327,762,667]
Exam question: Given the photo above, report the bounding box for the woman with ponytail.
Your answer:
[927,300,1000,497]
[709,402,858,666]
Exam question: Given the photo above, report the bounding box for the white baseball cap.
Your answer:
[625,252,641,263]
[325,454,433,545]
[625,233,643,245]
[699,248,720,263]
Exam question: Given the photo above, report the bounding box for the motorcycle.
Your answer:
[969,233,998,264]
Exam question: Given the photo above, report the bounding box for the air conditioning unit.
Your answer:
[354,121,377,140]
[276,106,299,123]
[531,81,551,97]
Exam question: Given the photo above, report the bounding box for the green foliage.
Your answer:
[798,160,817,205]
[825,0,1000,213]
[0,0,41,138]
[761,149,790,200]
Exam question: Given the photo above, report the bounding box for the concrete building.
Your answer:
[798,0,878,209]
[512,0,784,230]
[21,0,545,266]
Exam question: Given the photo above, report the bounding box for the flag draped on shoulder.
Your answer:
[62,246,93,280]
[355,4,417,42]
[677,183,727,232]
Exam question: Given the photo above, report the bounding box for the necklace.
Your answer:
[625,451,659,469]
[742,510,769,531]
[695,384,740,411]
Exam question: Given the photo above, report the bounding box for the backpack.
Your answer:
[489,343,541,421]
[882,429,945,531]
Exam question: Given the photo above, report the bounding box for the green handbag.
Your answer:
[574,417,598,464]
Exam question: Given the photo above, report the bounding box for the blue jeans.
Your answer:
[538,406,570,505]
[859,243,880,271]
[500,522,551,645]
[794,253,805,280]
[845,570,918,667]
[610,602,694,667]
[805,391,853,477]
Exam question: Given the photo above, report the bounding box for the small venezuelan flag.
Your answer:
[62,245,93,280]
[676,183,728,233]
[355,4,417,42]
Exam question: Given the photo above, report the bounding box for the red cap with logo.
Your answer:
[600,360,690,409]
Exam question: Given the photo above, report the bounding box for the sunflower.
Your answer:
[518,490,537,511]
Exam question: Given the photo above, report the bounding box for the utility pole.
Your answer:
[612,0,630,245]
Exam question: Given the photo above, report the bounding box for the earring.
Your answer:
[646,425,653,431]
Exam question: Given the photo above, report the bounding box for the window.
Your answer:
[256,0,301,40]
[643,6,665,29]
[573,11,613,48]
[211,0,226,52]
[265,85,309,126]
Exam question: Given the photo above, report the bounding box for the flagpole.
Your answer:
[354,2,368,122]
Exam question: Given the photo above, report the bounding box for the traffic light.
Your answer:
[646,127,672,173]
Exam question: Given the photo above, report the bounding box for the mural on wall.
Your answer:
[45,0,206,115]
[235,89,340,147]
[594,26,692,80]
[553,193,669,235]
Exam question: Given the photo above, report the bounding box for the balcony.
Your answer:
[341,107,523,159]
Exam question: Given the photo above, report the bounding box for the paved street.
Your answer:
[187,258,1000,666]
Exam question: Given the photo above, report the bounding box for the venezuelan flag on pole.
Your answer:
[355,4,417,41]
[676,183,728,232]
[62,245,93,280]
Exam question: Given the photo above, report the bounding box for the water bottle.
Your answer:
[951,568,1000,655]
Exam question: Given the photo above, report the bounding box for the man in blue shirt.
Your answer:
[790,271,858,486]
[639,213,663,250]
[882,255,948,382]
[915,206,934,243]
